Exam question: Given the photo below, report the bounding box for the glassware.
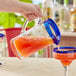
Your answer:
[53,47,76,76]
[60,0,70,31]
[0,33,5,66]
[70,0,76,32]
[53,0,61,27]
[0,33,5,43]
[10,18,61,59]
[42,0,54,20]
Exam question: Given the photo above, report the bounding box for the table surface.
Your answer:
[61,31,76,37]
[0,57,76,76]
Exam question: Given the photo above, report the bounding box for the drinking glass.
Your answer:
[0,33,5,66]
[53,47,76,76]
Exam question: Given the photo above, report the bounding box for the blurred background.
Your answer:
[0,0,73,29]
[0,0,76,58]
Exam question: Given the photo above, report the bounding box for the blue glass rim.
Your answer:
[44,18,61,45]
[0,33,5,38]
[53,47,76,53]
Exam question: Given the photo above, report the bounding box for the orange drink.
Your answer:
[11,36,53,58]
[53,51,75,66]
[53,47,76,66]
[53,47,76,76]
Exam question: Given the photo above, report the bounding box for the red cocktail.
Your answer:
[11,36,53,58]
[53,47,76,76]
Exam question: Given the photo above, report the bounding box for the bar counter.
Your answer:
[0,57,76,76]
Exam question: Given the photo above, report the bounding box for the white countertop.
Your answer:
[0,57,76,76]
[61,31,76,37]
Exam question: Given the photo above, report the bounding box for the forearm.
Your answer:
[0,0,22,13]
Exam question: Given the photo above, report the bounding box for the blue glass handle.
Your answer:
[44,18,61,45]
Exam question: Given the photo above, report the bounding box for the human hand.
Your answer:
[0,0,43,21]
[19,3,43,21]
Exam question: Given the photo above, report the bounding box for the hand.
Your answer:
[0,0,43,21]
[19,3,43,21]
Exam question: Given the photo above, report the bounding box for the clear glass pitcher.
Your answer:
[10,18,61,59]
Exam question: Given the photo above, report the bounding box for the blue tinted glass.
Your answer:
[53,47,76,53]
[44,18,61,45]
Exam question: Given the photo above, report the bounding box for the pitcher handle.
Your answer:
[21,20,29,33]
[44,18,61,45]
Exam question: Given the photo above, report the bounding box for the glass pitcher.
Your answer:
[10,18,61,59]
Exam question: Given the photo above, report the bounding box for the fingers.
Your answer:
[24,13,38,21]
[22,4,43,21]
[31,14,37,20]
[20,2,43,19]
[25,14,32,21]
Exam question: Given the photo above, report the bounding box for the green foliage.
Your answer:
[0,12,25,28]
[19,0,32,3]
[38,49,43,55]
[27,21,35,27]
[39,3,42,9]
